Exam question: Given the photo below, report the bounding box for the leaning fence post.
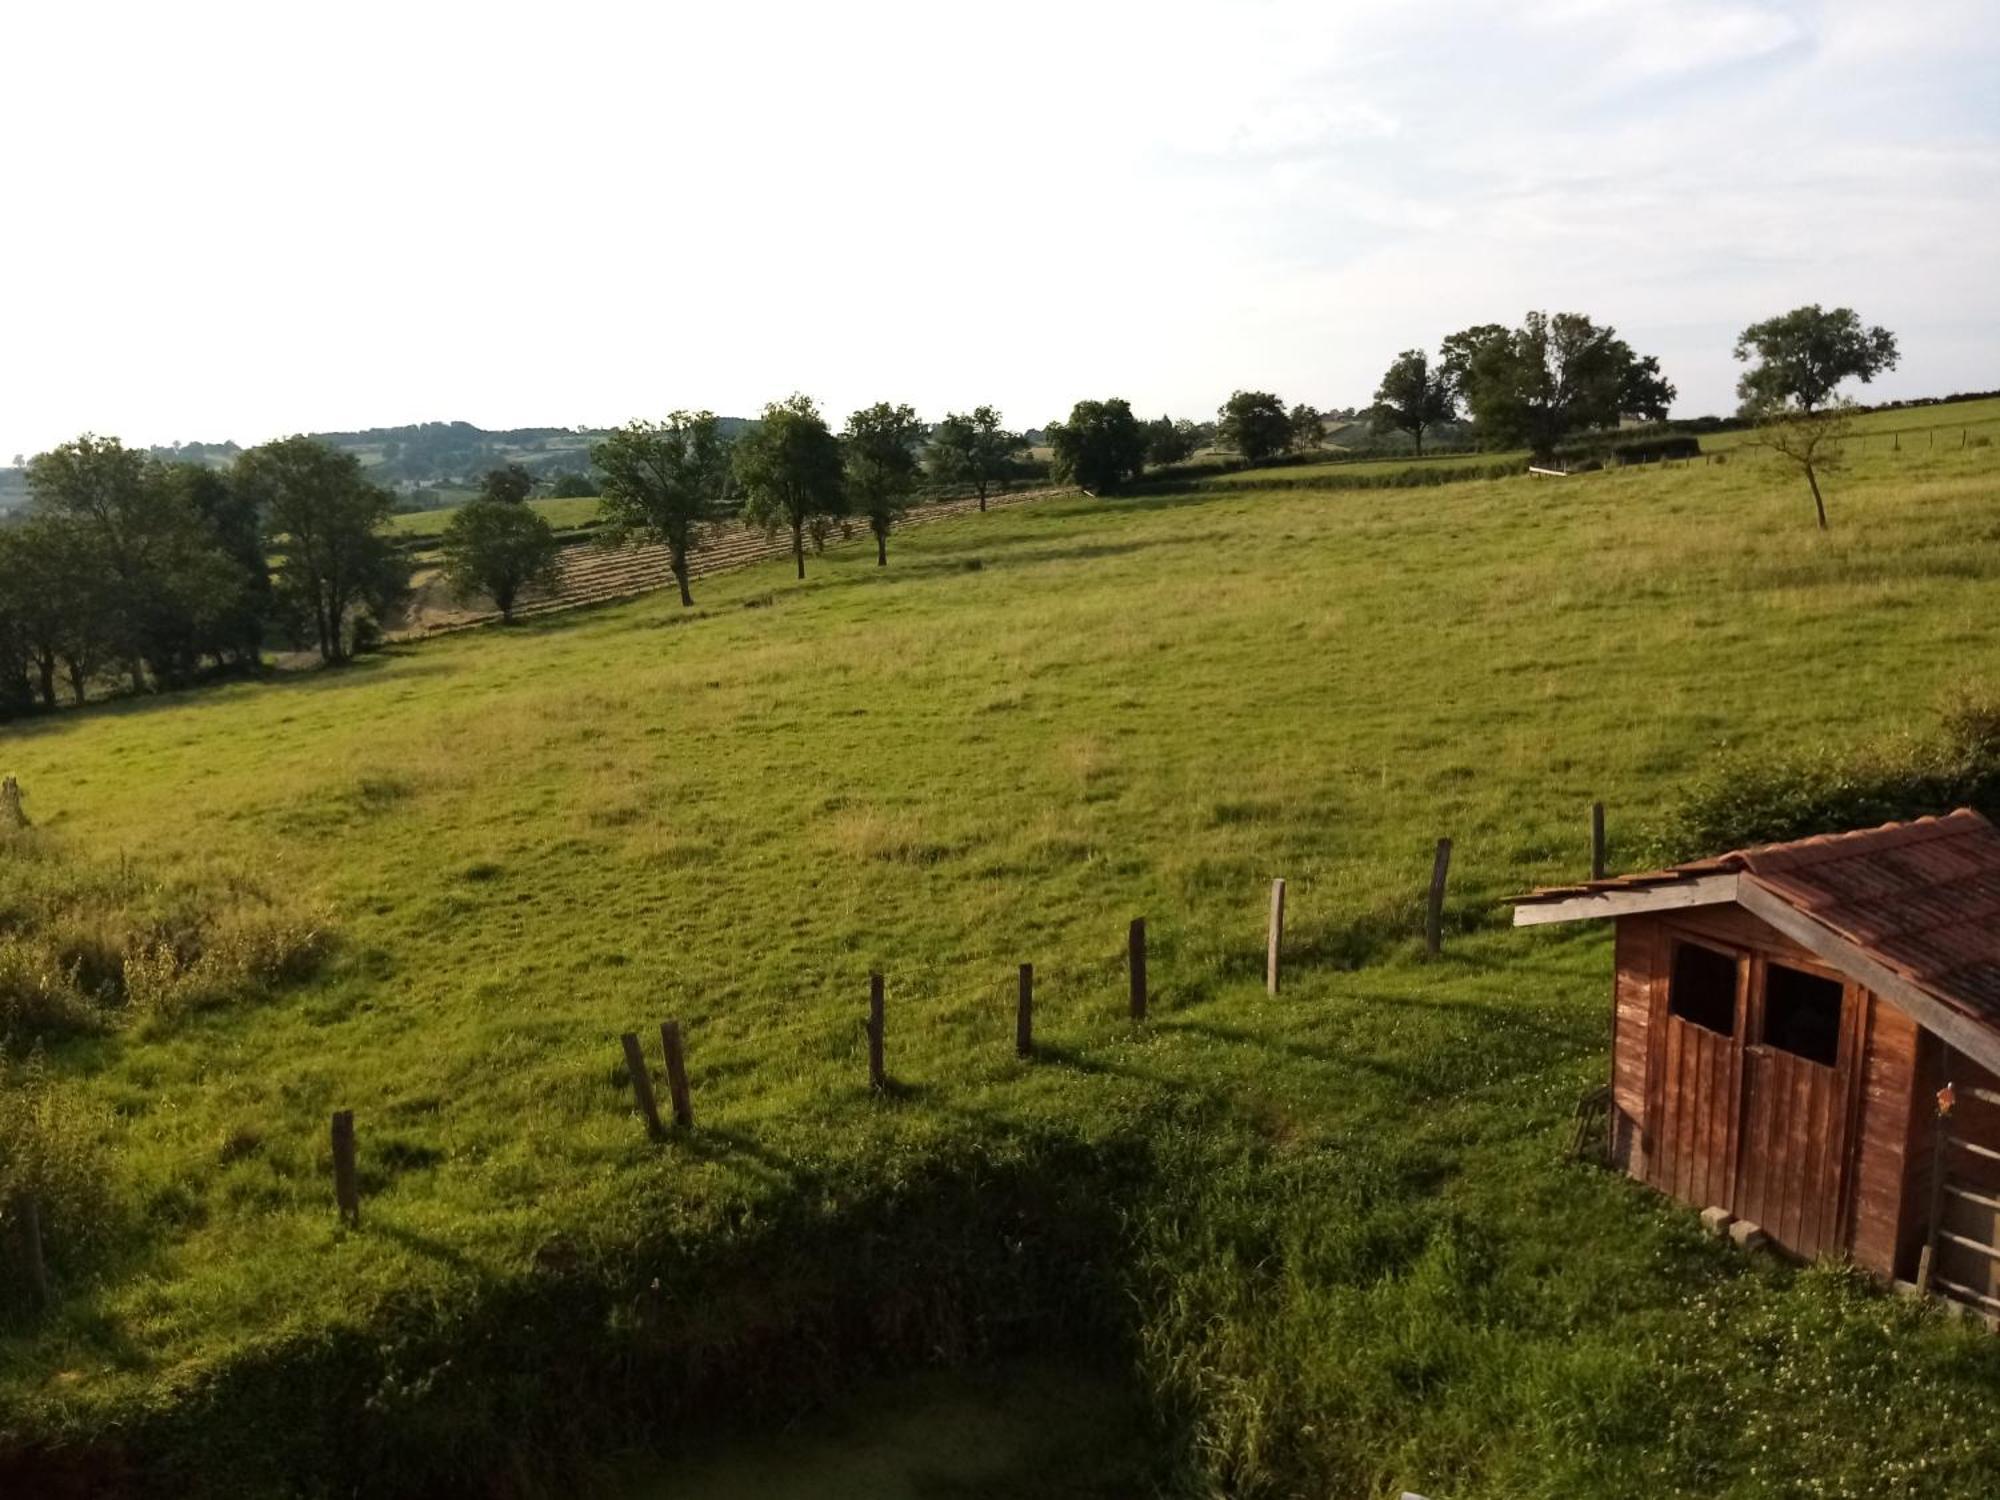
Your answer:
[330,1110,361,1227]
[1266,879,1286,996]
[659,1021,694,1129]
[0,775,25,831]
[1591,801,1607,881]
[1128,918,1148,1021]
[621,1033,665,1139]
[1017,963,1035,1058]
[19,1192,51,1309]
[868,973,887,1091]
[1426,838,1453,958]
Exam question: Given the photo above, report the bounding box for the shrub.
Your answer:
[1653,689,2000,860]
[0,1047,118,1312]
[0,831,331,1043]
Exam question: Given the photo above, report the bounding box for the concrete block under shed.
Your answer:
[1700,1206,1733,1238]
[1729,1219,1769,1252]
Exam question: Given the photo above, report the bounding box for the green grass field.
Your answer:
[5,411,2000,1496]
[386,492,603,537]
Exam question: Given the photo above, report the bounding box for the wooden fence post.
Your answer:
[1266,879,1286,996]
[1426,838,1453,958]
[1017,963,1034,1058]
[868,973,887,1091]
[1128,918,1148,1021]
[621,1033,665,1139]
[330,1110,361,1226]
[0,775,25,831]
[660,1021,694,1129]
[1591,801,1607,881]
[19,1192,51,1309]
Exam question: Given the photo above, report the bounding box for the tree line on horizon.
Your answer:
[0,304,1904,716]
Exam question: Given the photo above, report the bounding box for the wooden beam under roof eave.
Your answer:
[1512,874,1740,927]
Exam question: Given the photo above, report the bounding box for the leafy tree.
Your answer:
[24,436,247,690]
[1370,348,1457,454]
[1441,312,1675,458]
[549,471,599,499]
[1288,403,1324,453]
[440,499,561,621]
[592,413,733,605]
[1047,399,1148,493]
[1143,415,1199,468]
[1758,400,1853,531]
[234,437,404,665]
[1734,305,1899,415]
[0,517,102,706]
[160,462,268,668]
[926,406,1023,511]
[1216,391,1292,464]
[843,402,925,566]
[733,395,845,580]
[480,463,536,505]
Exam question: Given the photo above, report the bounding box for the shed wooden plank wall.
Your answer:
[1610,916,1659,1175]
[1848,1000,1920,1277]
[1909,1039,2000,1294]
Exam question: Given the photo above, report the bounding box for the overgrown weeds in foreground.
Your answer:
[0,829,331,1043]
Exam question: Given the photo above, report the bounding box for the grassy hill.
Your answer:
[4,408,2000,1496]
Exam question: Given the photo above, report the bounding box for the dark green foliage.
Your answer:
[733,395,846,580]
[1288,403,1324,453]
[1137,458,1526,496]
[234,438,404,665]
[1142,415,1200,468]
[1735,305,1899,415]
[1371,349,1457,455]
[593,414,733,605]
[926,406,1024,511]
[1654,690,2000,860]
[10,437,265,699]
[0,1048,118,1317]
[1553,432,1703,466]
[1216,390,1292,463]
[548,472,599,499]
[1047,399,1148,493]
[843,402,925,565]
[1442,312,1675,458]
[439,500,562,622]
[478,463,536,505]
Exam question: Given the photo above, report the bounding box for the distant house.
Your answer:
[1514,810,2000,1316]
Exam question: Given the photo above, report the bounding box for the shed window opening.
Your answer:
[1762,963,1843,1067]
[1668,942,1738,1036]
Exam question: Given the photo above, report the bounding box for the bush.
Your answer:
[1653,689,2000,860]
[0,831,331,1044]
[0,1047,118,1313]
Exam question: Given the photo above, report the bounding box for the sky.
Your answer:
[2,0,1996,459]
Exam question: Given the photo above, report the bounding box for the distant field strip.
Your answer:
[411,485,1067,633]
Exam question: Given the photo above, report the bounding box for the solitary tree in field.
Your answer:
[592,413,733,605]
[1288,403,1325,453]
[843,402,925,566]
[1441,312,1674,459]
[1370,348,1456,454]
[733,395,846,580]
[440,499,561,621]
[926,406,1023,511]
[1047,399,1149,493]
[1758,400,1853,531]
[235,437,404,664]
[1216,391,1292,463]
[1143,415,1199,468]
[479,462,536,505]
[1734,305,1899,415]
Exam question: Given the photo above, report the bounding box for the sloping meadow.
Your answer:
[5,420,2000,1496]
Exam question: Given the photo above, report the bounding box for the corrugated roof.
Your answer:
[1520,809,2000,1036]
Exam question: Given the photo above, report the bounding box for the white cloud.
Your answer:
[0,0,1992,456]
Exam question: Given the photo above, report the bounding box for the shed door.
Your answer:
[1731,958,1862,1260]
[1645,938,1745,1210]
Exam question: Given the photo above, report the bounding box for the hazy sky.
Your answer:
[2,0,1995,458]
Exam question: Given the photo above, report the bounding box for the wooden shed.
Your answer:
[1514,809,2000,1316]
